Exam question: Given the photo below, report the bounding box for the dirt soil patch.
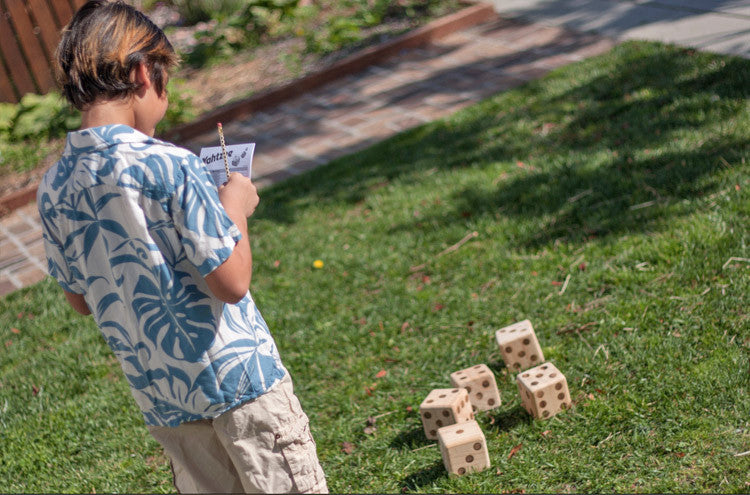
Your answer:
[174,19,419,115]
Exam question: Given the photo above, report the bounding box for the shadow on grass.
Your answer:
[399,460,445,493]
[433,139,746,248]
[487,360,508,375]
[484,406,531,434]
[254,40,749,247]
[389,425,433,451]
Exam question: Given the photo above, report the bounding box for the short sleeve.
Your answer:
[171,154,242,276]
[38,203,84,294]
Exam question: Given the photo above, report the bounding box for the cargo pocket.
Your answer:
[274,413,325,493]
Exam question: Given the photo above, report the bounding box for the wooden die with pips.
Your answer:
[419,388,473,440]
[437,419,491,476]
[516,362,571,419]
[495,319,544,372]
[449,364,501,412]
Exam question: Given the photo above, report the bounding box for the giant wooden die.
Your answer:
[449,364,501,412]
[495,319,544,372]
[419,388,474,440]
[516,362,571,419]
[437,420,491,476]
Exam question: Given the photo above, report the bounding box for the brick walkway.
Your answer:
[0,16,614,298]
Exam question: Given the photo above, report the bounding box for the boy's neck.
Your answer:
[80,98,146,135]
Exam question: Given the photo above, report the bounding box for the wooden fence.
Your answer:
[0,0,86,103]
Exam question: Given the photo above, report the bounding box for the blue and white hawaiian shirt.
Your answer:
[37,125,286,427]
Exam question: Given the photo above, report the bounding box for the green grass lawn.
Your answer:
[1,41,749,493]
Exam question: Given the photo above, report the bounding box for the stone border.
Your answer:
[0,2,496,216]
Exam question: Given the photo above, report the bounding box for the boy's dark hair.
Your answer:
[55,0,178,110]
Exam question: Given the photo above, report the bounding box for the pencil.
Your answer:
[217,122,230,182]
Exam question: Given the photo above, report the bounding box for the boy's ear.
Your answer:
[131,62,153,91]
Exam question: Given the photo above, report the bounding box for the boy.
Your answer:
[37,1,327,492]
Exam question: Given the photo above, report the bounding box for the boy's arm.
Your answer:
[204,173,258,304]
[64,290,92,315]
[39,217,91,316]
[204,208,252,303]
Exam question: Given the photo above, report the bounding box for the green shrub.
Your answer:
[181,0,299,67]
[0,103,15,135]
[0,93,79,176]
[157,78,198,135]
[304,15,365,54]
[168,0,248,24]
[4,93,80,142]
[0,80,196,177]
[174,0,458,67]
[299,0,460,54]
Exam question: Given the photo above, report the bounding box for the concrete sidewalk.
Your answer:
[490,0,750,58]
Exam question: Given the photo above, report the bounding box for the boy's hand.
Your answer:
[219,173,259,218]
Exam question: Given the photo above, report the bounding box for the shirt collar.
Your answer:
[63,124,168,155]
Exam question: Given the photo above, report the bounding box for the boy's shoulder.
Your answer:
[57,124,195,159]
[39,125,204,196]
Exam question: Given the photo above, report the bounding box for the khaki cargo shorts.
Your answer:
[148,373,328,493]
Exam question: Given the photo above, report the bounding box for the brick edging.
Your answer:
[0,183,38,217]
[0,2,496,216]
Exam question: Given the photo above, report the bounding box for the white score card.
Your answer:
[200,143,255,186]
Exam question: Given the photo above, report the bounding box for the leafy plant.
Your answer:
[0,93,78,177]
[172,0,458,68]
[179,0,300,67]
[304,15,365,54]
[0,80,194,177]
[0,103,15,135]
[298,0,459,55]
[167,0,248,25]
[156,78,198,135]
[182,25,238,67]
[3,93,80,142]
